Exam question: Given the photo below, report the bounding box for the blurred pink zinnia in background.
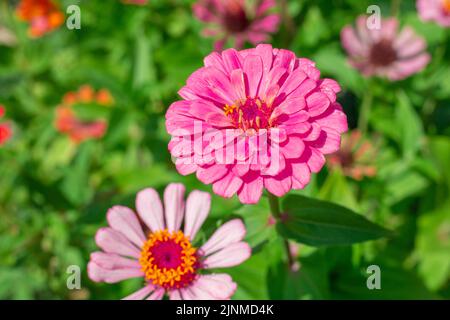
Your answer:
[166,44,348,204]
[88,183,251,300]
[341,16,430,81]
[417,0,450,27]
[193,0,280,51]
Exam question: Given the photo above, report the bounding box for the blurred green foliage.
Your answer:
[0,0,449,299]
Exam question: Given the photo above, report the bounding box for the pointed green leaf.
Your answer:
[277,195,392,246]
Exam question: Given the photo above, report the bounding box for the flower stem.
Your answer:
[267,193,295,269]
[358,87,373,135]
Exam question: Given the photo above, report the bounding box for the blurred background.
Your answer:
[0,0,449,299]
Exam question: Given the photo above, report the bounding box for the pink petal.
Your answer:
[388,53,430,80]
[201,219,247,256]
[230,69,246,101]
[164,183,186,233]
[306,92,331,117]
[147,288,165,300]
[203,242,251,269]
[136,188,165,232]
[196,164,228,184]
[107,206,146,247]
[243,55,264,97]
[291,162,311,189]
[306,147,326,173]
[251,14,280,33]
[271,97,306,118]
[184,190,211,240]
[213,171,243,198]
[264,174,292,197]
[221,48,243,72]
[313,103,348,134]
[190,274,237,300]
[169,290,182,300]
[87,261,143,284]
[397,37,427,59]
[190,101,231,128]
[90,252,141,269]
[341,25,366,57]
[237,175,263,204]
[280,136,305,159]
[122,285,155,300]
[95,228,141,258]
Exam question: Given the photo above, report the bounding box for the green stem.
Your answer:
[358,87,373,135]
[267,193,295,269]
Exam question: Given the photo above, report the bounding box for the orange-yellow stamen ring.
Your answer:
[139,229,198,289]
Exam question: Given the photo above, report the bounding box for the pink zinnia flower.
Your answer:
[88,183,251,300]
[166,44,348,204]
[341,16,431,81]
[193,0,280,51]
[417,0,450,27]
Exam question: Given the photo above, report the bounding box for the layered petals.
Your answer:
[166,44,348,204]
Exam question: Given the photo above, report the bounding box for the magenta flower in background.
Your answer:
[193,0,280,51]
[341,16,431,81]
[417,0,450,27]
[166,44,348,204]
[88,183,251,300]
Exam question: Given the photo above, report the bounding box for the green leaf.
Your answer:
[277,195,391,246]
[395,91,424,159]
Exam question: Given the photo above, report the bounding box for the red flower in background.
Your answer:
[193,0,280,51]
[16,0,64,38]
[55,85,114,143]
[0,105,13,146]
[327,130,377,180]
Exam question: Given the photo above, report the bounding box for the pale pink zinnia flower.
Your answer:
[166,44,348,204]
[88,183,251,300]
[193,0,280,51]
[417,0,450,27]
[341,16,431,81]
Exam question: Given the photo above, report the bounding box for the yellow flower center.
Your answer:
[139,229,198,289]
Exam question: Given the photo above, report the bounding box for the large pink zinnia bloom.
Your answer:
[417,0,450,27]
[193,0,280,51]
[341,16,431,81]
[88,183,251,300]
[166,44,348,204]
